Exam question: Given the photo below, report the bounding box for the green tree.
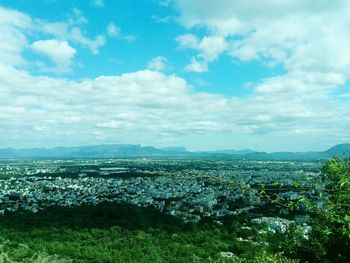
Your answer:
[284,157,350,262]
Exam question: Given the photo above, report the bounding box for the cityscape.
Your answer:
[0,158,322,223]
[0,156,327,261]
[1,0,350,262]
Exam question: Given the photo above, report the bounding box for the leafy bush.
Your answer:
[276,157,350,262]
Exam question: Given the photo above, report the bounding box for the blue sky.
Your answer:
[4,0,275,95]
[0,0,349,151]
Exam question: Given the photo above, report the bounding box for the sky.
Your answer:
[0,0,350,152]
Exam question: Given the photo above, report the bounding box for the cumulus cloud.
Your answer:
[0,66,232,147]
[174,0,350,92]
[184,58,208,73]
[69,8,88,25]
[38,8,106,54]
[147,56,168,71]
[31,39,76,73]
[1,61,349,150]
[176,34,226,72]
[0,3,350,151]
[176,33,198,49]
[70,27,105,54]
[106,22,135,42]
[0,6,32,66]
[41,22,69,39]
[196,36,227,61]
[0,6,108,73]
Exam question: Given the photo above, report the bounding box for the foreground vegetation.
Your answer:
[0,202,294,262]
[0,157,349,262]
[281,157,350,262]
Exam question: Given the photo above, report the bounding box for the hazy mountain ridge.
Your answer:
[0,143,349,160]
[203,149,257,155]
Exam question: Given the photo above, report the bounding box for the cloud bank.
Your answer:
[0,3,349,151]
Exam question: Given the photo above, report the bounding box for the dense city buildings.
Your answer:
[0,159,322,225]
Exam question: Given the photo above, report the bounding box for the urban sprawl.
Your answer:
[0,159,323,236]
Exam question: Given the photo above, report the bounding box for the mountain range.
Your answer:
[0,143,349,160]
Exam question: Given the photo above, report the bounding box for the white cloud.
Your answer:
[0,5,108,73]
[41,22,69,39]
[0,59,350,151]
[197,35,227,61]
[184,57,208,73]
[70,27,106,54]
[0,4,350,151]
[39,9,107,54]
[147,56,168,71]
[31,39,76,73]
[106,21,135,42]
[174,0,350,92]
[69,8,88,25]
[0,66,236,147]
[176,34,226,72]
[176,33,198,49]
[106,22,120,37]
[0,6,32,66]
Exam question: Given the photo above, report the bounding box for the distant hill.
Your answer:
[204,149,257,155]
[322,143,350,157]
[241,143,350,160]
[0,143,349,160]
[0,144,194,159]
[159,147,188,152]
